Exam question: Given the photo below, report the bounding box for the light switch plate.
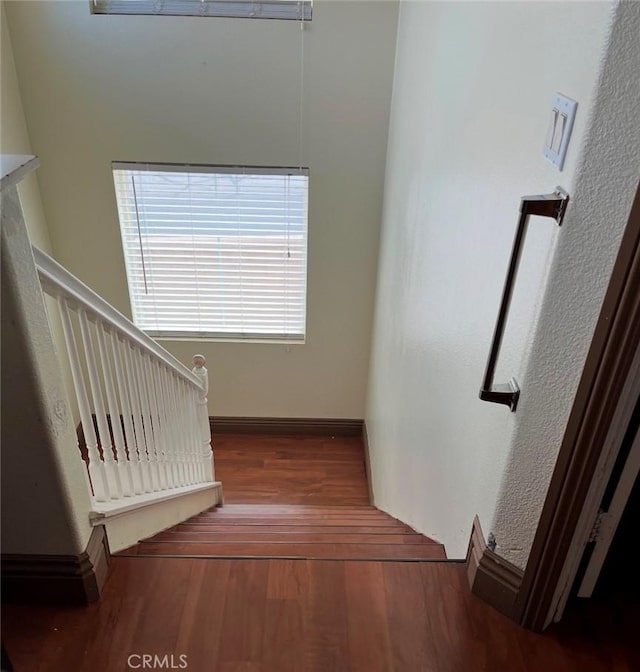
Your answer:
[543,93,577,171]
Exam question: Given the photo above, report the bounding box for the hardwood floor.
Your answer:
[118,503,445,560]
[3,558,638,671]
[118,436,445,560]
[4,434,638,670]
[213,434,370,505]
[121,541,445,560]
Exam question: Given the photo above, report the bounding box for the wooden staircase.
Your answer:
[116,503,446,560]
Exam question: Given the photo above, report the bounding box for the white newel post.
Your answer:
[192,354,215,482]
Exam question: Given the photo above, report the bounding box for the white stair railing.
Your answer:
[33,246,215,506]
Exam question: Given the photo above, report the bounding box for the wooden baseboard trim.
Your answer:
[77,414,364,439]
[466,516,523,620]
[210,417,364,437]
[1,525,110,605]
[362,422,374,504]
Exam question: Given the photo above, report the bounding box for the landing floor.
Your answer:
[3,557,639,671]
[3,434,639,670]
[213,433,371,505]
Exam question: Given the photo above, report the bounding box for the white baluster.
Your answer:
[160,367,180,488]
[110,331,144,495]
[159,367,179,488]
[186,384,199,484]
[169,373,184,486]
[177,378,191,486]
[181,382,193,485]
[192,354,214,482]
[153,361,173,489]
[133,351,160,491]
[168,369,183,487]
[194,385,206,483]
[57,298,110,502]
[189,385,204,483]
[176,380,191,485]
[151,363,169,488]
[122,342,152,493]
[155,361,170,490]
[143,355,167,490]
[96,323,134,497]
[189,384,200,484]
[187,381,200,484]
[78,310,122,499]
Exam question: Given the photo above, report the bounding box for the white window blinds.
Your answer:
[92,0,312,21]
[112,163,308,341]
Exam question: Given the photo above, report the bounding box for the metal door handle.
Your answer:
[479,187,569,412]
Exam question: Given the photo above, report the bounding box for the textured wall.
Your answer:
[1,3,80,423]
[5,0,399,419]
[1,185,93,556]
[491,1,640,568]
[366,0,621,559]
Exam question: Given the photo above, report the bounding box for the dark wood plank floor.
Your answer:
[5,434,638,670]
[3,558,639,671]
[213,434,371,505]
[119,503,445,560]
[120,435,445,560]
[122,540,446,560]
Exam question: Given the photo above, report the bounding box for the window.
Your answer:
[112,163,308,341]
[92,0,312,21]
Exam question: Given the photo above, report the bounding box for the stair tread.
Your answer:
[195,508,396,512]
[198,511,395,520]
[119,541,446,560]
[212,505,378,511]
[174,524,422,535]
[149,531,433,544]
[203,505,388,517]
[219,498,372,506]
[188,515,405,525]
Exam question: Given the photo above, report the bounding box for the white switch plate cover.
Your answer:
[543,93,577,171]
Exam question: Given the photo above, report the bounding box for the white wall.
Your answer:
[0,2,50,251]
[5,0,399,419]
[490,1,640,568]
[2,178,94,556]
[2,2,82,426]
[366,0,638,561]
[3,3,92,553]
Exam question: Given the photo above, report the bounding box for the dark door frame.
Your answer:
[515,182,640,631]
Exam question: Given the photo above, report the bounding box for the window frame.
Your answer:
[112,161,309,343]
[91,0,313,21]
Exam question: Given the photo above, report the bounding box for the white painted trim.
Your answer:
[112,162,309,176]
[548,340,640,626]
[578,424,640,597]
[101,485,222,552]
[1,154,39,191]
[89,482,222,522]
[32,245,203,390]
[92,0,312,21]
